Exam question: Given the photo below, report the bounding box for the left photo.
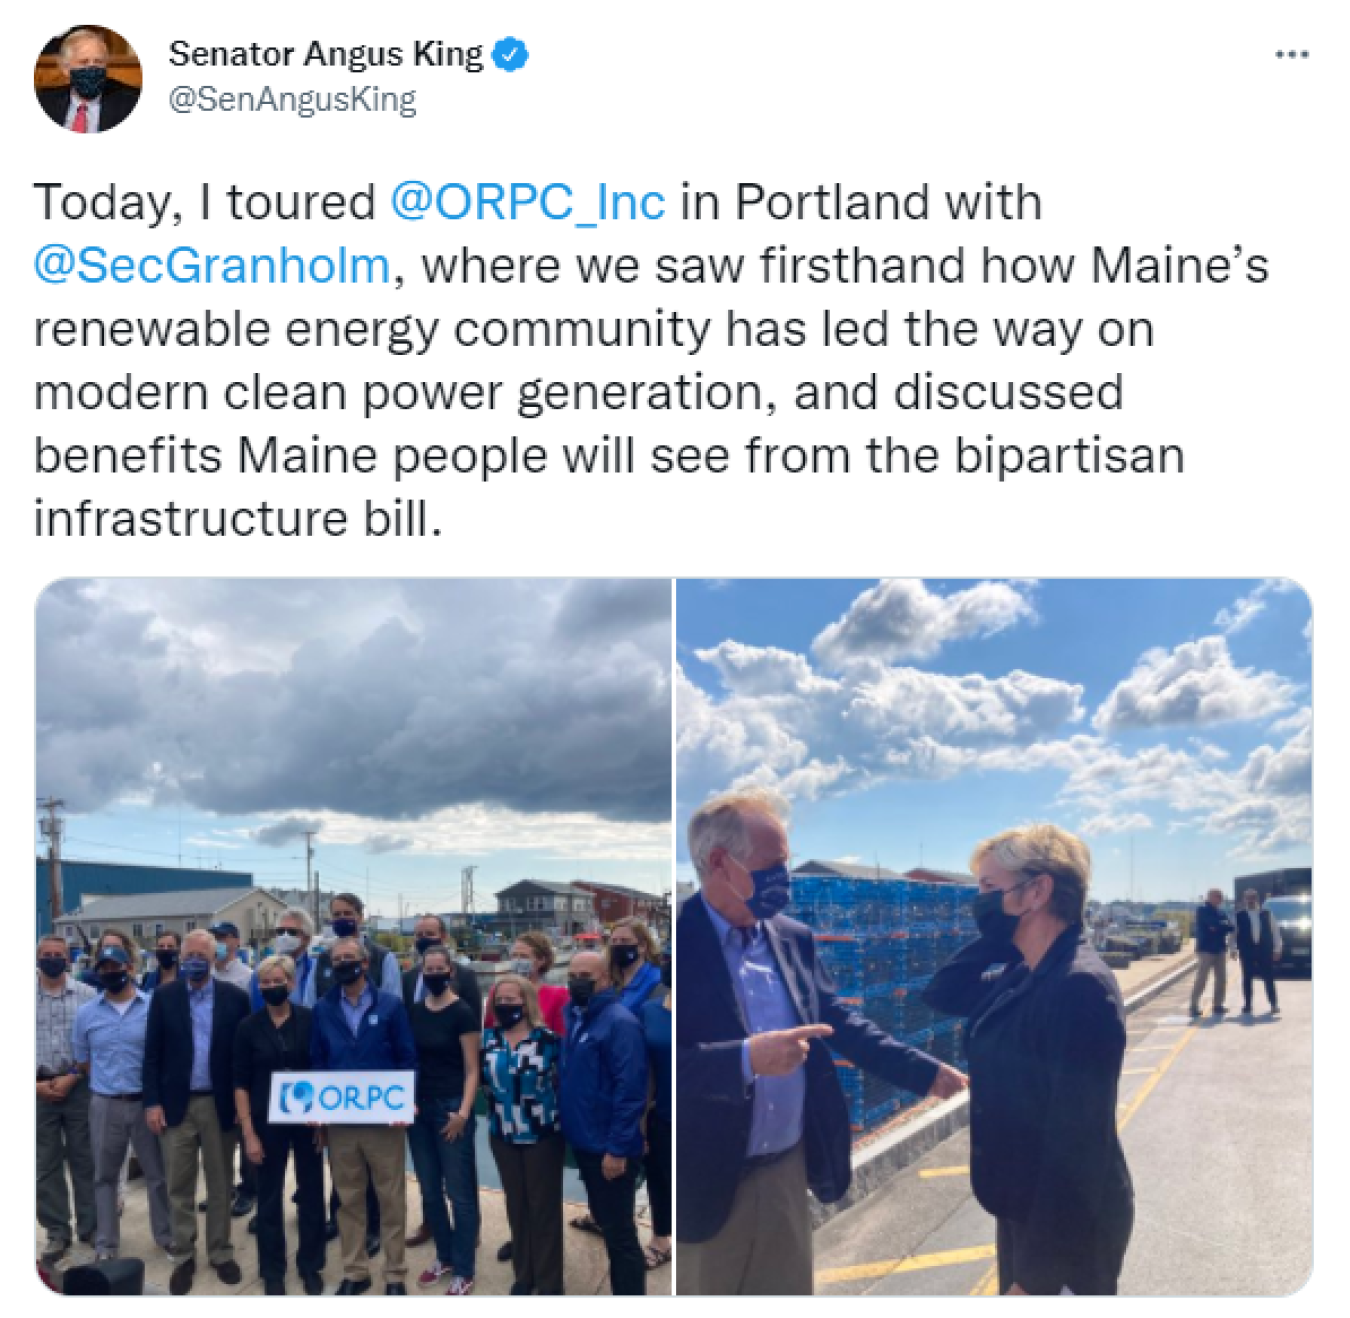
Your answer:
[34,578,673,1297]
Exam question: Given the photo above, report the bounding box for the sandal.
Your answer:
[644,1243,672,1271]
[569,1213,604,1236]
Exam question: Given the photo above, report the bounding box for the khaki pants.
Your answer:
[329,1124,408,1283]
[162,1094,234,1266]
[1191,951,1228,1014]
[677,1142,813,1296]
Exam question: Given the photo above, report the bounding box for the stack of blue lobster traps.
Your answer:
[789,865,977,1139]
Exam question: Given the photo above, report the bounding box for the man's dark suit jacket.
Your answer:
[143,977,252,1130]
[675,892,940,1245]
[38,78,140,133]
[1194,902,1234,956]
[1235,907,1278,963]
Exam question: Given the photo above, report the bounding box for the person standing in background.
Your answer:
[640,951,672,1276]
[141,931,182,992]
[210,922,255,993]
[1190,889,1234,1017]
[251,907,318,1009]
[608,918,663,1014]
[485,932,568,1034]
[36,934,96,1268]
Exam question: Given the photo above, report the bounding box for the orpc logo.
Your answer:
[279,1080,316,1116]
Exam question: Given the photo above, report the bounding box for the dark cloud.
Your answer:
[38,580,672,826]
[252,817,323,848]
[363,833,414,855]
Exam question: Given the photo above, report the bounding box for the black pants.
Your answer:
[1240,950,1278,1010]
[575,1149,645,1295]
[329,1171,381,1236]
[644,1115,672,1239]
[256,1124,326,1283]
[491,1133,565,1294]
[995,1201,1133,1296]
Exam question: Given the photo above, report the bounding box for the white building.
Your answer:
[61,886,289,947]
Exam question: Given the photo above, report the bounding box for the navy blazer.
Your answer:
[1194,902,1234,956]
[143,977,253,1130]
[38,78,140,133]
[676,892,940,1244]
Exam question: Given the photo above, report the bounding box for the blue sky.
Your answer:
[677,579,1311,902]
[37,580,672,917]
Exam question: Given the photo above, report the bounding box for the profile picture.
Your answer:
[35,25,140,134]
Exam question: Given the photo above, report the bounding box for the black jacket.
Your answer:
[38,78,140,133]
[143,977,253,1130]
[924,927,1133,1294]
[676,892,939,1244]
[401,961,482,1022]
[232,1004,314,1129]
[1235,907,1278,959]
[1195,903,1234,956]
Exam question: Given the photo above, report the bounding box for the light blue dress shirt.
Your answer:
[188,977,215,1091]
[62,93,103,133]
[339,981,377,1037]
[704,902,805,1157]
[72,990,151,1095]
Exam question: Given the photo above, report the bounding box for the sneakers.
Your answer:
[445,1276,476,1296]
[418,1261,452,1288]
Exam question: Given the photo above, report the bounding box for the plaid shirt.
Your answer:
[36,973,95,1077]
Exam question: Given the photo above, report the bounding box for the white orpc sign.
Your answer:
[267,1070,416,1125]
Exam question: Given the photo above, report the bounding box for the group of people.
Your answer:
[678,789,1135,1297]
[37,891,671,1296]
[1191,886,1284,1017]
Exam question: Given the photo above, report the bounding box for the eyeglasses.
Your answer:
[278,928,304,937]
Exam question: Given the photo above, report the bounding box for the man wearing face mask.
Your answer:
[38,28,141,135]
[36,935,96,1267]
[401,913,482,1018]
[310,936,418,1295]
[313,894,402,999]
[924,824,1133,1295]
[72,945,174,1263]
[251,907,318,1009]
[143,929,253,1293]
[559,950,648,1295]
[677,788,967,1296]
[210,921,255,992]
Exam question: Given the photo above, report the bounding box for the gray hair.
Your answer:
[257,954,297,984]
[59,28,108,64]
[37,933,69,955]
[970,823,1092,924]
[280,907,314,937]
[688,786,790,880]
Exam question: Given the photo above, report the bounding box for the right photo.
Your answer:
[674,578,1312,1297]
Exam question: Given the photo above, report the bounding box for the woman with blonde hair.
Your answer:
[923,824,1133,1295]
[480,975,565,1295]
[607,917,662,1013]
[485,931,568,1035]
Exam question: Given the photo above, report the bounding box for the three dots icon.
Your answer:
[1275,51,1310,59]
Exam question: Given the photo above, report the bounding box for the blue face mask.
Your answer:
[332,918,359,940]
[214,942,229,962]
[182,956,211,982]
[739,861,792,921]
[69,66,107,100]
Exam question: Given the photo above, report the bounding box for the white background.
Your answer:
[7,0,1341,1304]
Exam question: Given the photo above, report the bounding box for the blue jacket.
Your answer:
[310,984,417,1075]
[616,960,663,1014]
[1195,902,1234,956]
[560,990,647,1158]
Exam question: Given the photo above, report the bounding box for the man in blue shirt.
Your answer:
[72,945,173,1261]
[560,950,648,1295]
[311,936,418,1295]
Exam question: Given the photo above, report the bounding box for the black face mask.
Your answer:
[261,985,291,1007]
[38,956,68,979]
[155,949,179,970]
[660,959,672,989]
[972,876,1038,944]
[495,1003,526,1029]
[612,944,641,970]
[568,977,597,1008]
[423,972,453,997]
[333,961,363,986]
[415,937,441,957]
[331,918,359,940]
[99,970,130,994]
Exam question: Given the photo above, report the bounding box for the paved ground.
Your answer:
[41,1158,669,1296]
[813,970,1311,1296]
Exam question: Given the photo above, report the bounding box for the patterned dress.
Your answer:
[481,1026,562,1144]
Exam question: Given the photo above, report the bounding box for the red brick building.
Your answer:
[574,881,663,925]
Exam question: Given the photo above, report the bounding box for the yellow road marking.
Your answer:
[1128,1044,1179,1053]
[1118,1025,1199,1132]
[817,1243,996,1286]
[970,1260,1000,1295]
[919,1166,970,1179]
[1121,1067,1157,1075]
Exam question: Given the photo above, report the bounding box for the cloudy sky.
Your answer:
[37,580,672,912]
[677,579,1311,902]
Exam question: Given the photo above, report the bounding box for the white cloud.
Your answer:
[1077,811,1154,837]
[694,641,840,697]
[1215,578,1298,635]
[1094,636,1296,732]
[812,579,1037,666]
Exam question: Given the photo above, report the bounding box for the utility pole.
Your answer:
[461,865,477,926]
[38,797,65,929]
[304,830,319,929]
